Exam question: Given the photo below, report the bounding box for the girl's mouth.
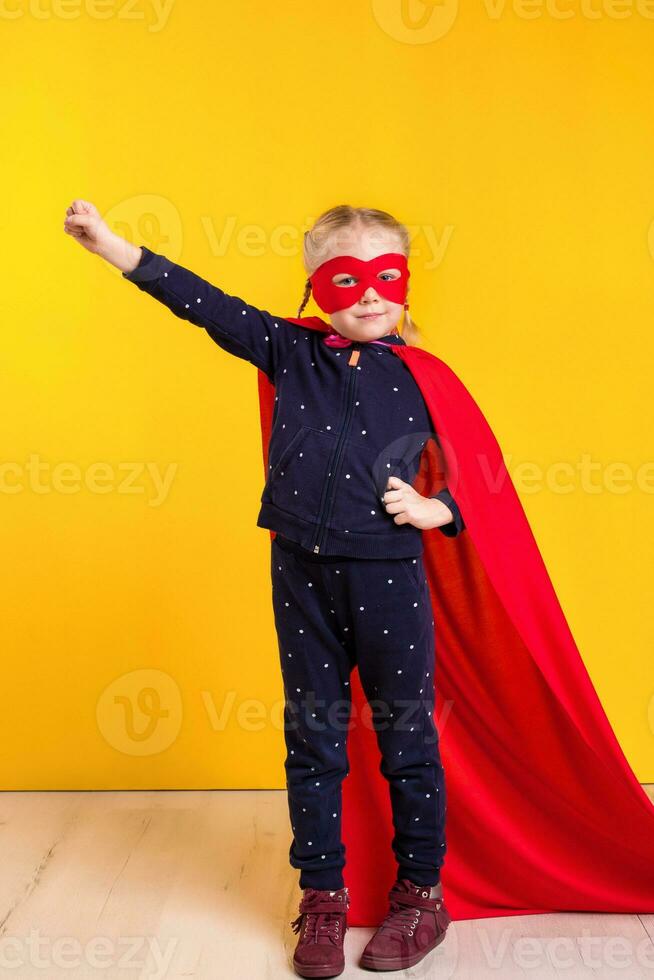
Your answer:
[358,313,384,320]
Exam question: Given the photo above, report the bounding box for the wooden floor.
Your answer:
[0,788,652,979]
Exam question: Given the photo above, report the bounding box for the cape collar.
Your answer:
[282,315,406,349]
[322,329,407,349]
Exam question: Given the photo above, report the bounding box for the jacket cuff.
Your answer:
[122,245,175,286]
[430,488,465,537]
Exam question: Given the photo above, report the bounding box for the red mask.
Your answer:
[309,252,410,314]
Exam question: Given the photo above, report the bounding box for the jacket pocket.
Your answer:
[269,425,308,480]
[264,426,336,522]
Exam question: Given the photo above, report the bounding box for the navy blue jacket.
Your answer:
[123,246,465,558]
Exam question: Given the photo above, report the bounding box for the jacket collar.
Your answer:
[373,333,406,346]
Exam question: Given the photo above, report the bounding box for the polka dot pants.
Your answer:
[270,536,447,891]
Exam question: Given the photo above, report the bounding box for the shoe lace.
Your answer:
[379,897,420,938]
[291,910,343,945]
[291,891,348,946]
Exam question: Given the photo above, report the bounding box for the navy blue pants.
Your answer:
[270,535,447,891]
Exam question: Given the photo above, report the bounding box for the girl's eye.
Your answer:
[334,271,398,287]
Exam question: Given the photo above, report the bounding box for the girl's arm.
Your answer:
[63,199,298,381]
[423,433,465,535]
[121,246,299,382]
[397,434,465,536]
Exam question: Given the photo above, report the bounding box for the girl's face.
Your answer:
[313,228,407,342]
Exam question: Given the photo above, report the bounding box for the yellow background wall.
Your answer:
[2,0,653,787]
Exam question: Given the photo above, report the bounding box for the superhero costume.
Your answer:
[122,244,654,926]
[256,253,654,926]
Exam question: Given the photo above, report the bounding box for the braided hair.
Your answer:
[297,276,312,318]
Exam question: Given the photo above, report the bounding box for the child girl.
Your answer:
[63,201,464,977]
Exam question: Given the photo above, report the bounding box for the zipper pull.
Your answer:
[348,349,360,367]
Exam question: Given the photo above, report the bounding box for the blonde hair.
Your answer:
[296,205,421,346]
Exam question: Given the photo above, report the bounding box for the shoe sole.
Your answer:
[292,958,345,979]
[359,927,448,971]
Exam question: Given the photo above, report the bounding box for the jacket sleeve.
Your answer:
[403,433,466,537]
[429,487,466,537]
[122,245,298,382]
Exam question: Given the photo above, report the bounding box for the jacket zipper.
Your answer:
[310,346,361,554]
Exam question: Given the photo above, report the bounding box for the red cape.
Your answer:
[256,316,654,927]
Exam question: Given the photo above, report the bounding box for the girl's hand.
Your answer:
[382,476,454,531]
[63,199,113,255]
[63,199,142,273]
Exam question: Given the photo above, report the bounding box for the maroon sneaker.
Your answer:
[290,885,350,978]
[359,878,451,971]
